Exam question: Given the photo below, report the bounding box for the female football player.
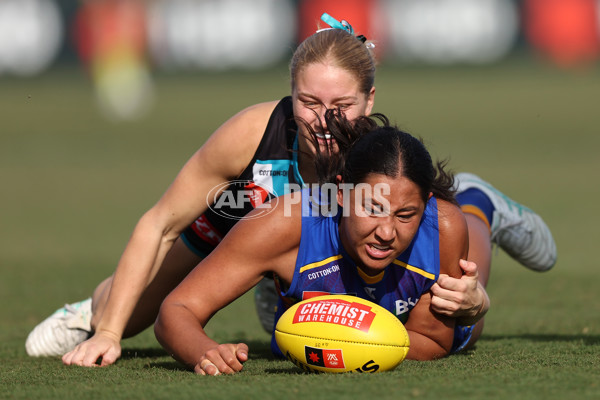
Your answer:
[26,14,556,367]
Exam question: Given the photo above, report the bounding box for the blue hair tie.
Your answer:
[320,13,354,34]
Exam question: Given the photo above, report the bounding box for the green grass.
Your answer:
[1,60,599,399]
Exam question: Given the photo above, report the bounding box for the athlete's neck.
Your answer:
[298,153,319,185]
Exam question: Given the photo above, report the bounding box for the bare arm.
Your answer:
[430,213,491,324]
[154,195,301,374]
[404,200,468,360]
[63,101,279,367]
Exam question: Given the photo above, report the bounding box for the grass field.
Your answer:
[1,59,599,399]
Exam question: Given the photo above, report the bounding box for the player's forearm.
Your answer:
[154,302,215,369]
[405,331,451,361]
[93,215,176,339]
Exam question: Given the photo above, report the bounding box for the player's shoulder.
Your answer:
[436,199,468,277]
[264,191,303,226]
[200,100,281,166]
[228,100,280,126]
[238,191,302,229]
[436,199,467,236]
[229,192,302,277]
[211,100,280,145]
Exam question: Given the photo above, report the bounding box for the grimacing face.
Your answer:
[336,171,427,277]
[292,61,375,159]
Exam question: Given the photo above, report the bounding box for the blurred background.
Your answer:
[1,0,599,348]
[1,0,599,119]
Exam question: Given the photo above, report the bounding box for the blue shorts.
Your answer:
[451,325,475,353]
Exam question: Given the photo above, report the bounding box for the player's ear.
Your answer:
[365,86,375,115]
[336,175,345,208]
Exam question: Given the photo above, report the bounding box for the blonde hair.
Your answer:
[290,29,376,95]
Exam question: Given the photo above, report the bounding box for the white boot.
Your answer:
[455,173,557,271]
[26,298,92,357]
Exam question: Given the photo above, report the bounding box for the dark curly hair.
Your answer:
[308,109,456,204]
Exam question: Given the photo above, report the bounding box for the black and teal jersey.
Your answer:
[181,96,305,256]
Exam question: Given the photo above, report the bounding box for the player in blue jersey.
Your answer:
[154,112,473,373]
[26,14,556,367]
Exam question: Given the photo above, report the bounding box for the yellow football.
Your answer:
[275,294,410,373]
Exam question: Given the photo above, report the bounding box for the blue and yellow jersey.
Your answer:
[271,188,443,356]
